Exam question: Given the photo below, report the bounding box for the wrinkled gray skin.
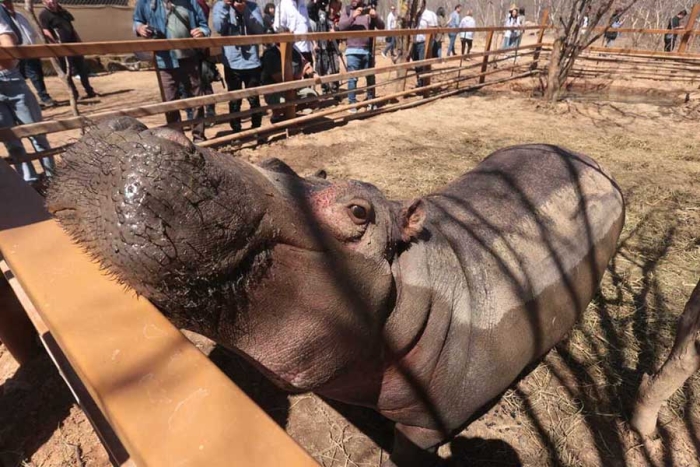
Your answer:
[48,117,625,466]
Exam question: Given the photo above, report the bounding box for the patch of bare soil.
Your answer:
[3,77,700,466]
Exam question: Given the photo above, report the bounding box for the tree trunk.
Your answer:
[631,280,700,437]
[545,38,563,102]
[22,0,80,119]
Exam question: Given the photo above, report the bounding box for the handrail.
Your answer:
[0,26,548,59]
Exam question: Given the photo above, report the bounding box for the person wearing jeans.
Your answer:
[0,0,56,107]
[446,4,460,57]
[0,7,54,186]
[20,59,55,107]
[337,0,384,112]
[382,5,396,58]
[134,0,210,142]
[213,0,265,132]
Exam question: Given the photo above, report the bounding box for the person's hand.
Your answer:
[137,24,152,37]
[352,7,363,18]
[369,8,377,18]
[191,28,204,38]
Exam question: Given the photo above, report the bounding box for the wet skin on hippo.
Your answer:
[47,117,625,466]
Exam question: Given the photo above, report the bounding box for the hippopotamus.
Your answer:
[47,117,625,466]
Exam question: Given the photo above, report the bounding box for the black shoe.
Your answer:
[40,99,57,109]
[85,91,98,99]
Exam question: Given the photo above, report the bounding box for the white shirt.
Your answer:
[386,11,396,30]
[504,15,521,38]
[415,9,437,43]
[274,0,312,53]
[459,16,475,40]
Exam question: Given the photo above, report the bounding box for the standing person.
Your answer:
[515,7,525,48]
[308,0,342,95]
[182,0,217,125]
[664,10,688,53]
[274,0,313,64]
[502,5,520,49]
[604,8,623,48]
[412,1,437,87]
[382,4,396,58]
[39,0,96,100]
[0,5,54,188]
[458,9,475,57]
[213,0,264,133]
[337,0,384,113]
[0,0,55,108]
[446,4,460,57]
[134,0,211,142]
[434,6,446,58]
[263,2,275,32]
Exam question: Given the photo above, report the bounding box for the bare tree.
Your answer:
[544,0,639,101]
[631,280,700,437]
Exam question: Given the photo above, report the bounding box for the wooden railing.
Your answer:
[0,21,552,164]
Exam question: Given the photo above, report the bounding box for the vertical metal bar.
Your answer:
[678,4,700,54]
[479,30,494,84]
[531,8,550,70]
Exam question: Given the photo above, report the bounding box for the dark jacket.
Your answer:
[337,3,384,49]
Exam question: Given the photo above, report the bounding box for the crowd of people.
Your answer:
[3,0,693,191]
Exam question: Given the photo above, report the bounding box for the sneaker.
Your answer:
[40,99,57,109]
[348,108,358,114]
[366,104,378,111]
[193,134,207,144]
[381,52,387,58]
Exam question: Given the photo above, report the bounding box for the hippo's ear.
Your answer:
[398,199,426,242]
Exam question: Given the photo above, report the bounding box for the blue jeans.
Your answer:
[20,59,52,103]
[0,79,54,183]
[383,37,395,55]
[447,33,457,56]
[345,52,375,104]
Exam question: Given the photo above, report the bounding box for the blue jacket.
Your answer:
[213,0,264,70]
[133,0,211,69]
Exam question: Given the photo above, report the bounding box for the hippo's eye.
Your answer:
[346,202,372,225]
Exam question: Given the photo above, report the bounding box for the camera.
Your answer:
[361,0,378,15]
[145,25,166,39]
[308,0,330,22]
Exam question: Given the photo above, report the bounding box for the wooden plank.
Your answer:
[480,31,494,84]
[586,45,700,59]
[0,160,318,467]
[531,9,550,70]
[679,4,700,53]
[0,27,549,60]
[0,43,545,141]
[200,63,534,148]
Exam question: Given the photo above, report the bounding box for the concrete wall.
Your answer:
[33,5,136,42]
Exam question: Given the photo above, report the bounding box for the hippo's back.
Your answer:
[421,144,624,429]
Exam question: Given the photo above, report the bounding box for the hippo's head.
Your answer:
[47,118,425,391]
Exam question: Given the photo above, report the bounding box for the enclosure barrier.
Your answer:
[0,20,552,163]
[0,162,320,467]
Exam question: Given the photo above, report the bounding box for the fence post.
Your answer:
[479,30,494,84]
[422,32,434,87]
[531,8,550,70]
[678,4,700,54]
[279,41,297,121]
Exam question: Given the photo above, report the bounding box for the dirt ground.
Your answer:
[2,60,700,466]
